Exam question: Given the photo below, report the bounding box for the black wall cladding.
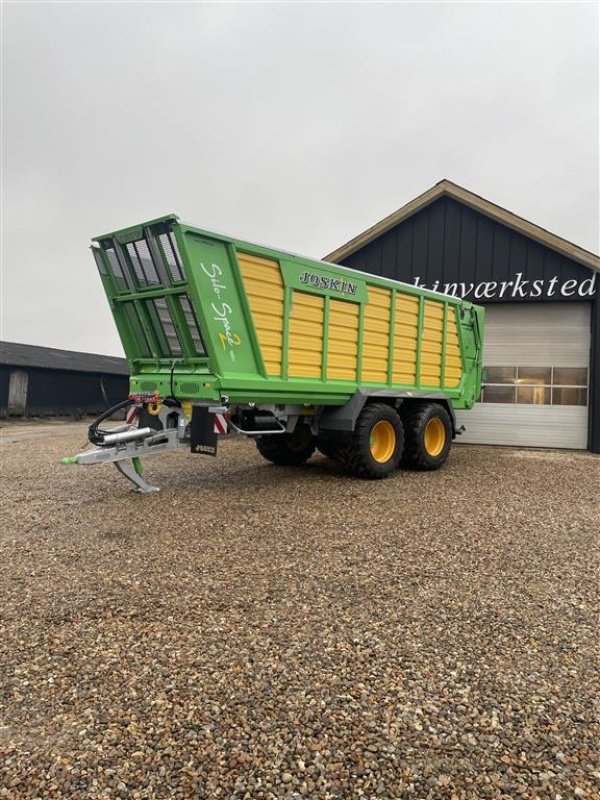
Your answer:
[340,197,596,303]
[336,194,599,452]
[0,367,128,417]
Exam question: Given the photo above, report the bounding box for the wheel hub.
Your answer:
[369,420,396,463]
[424,417,446,457]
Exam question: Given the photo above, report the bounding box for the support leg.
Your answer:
[114,460,160,493]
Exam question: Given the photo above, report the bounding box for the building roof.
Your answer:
[324,179,600,272]
[0,341,129,375]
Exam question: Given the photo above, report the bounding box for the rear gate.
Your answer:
[91,220,208,366]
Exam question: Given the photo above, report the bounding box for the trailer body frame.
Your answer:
[91,214,484,411]
[63,214,485,490]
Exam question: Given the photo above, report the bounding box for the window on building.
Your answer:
[481,366,588,406]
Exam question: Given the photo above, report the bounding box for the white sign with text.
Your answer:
[412,272,597,301]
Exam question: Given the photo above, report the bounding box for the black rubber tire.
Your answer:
[255,428,316,466]
[317,438,352,467]
[400,402,452,471]
[346,403,404,479]
[317,439,339,460]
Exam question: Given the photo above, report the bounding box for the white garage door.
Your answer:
[455,303,591,449]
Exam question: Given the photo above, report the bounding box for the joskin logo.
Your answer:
[299,270,357,296]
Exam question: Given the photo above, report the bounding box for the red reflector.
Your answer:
[213,413,228,435]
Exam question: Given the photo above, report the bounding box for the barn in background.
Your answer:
[0,342,128,417]
[325,180,600,452]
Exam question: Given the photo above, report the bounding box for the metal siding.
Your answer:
[0,367,129,417]
[27,369,97,414]
[102,374,129,407]
[340,196,595,304]
[395,223,413,282]
[456,304,591,449]
[508,232,527,288]
[0,366,11,415]
[362,245,381,277]
[525,239,545,282]
[443,199,462,285]
[542,248,564,282]
[427,201,445,281]
[459,207,478,277]
[476,215,495,278]
[380,230,397,281]
[491,222,510,281]
[480,303,590,367]
[344,250,363,274]
[456,406,589,449]
[412,212,430,282]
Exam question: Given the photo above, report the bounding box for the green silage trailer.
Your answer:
[63,214,484,492]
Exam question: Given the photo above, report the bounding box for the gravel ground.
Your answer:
[1,423,599,800]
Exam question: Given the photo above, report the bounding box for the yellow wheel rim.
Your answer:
[369,420,396,463]
[424,417,446,457]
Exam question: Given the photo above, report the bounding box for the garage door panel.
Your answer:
[457,303,591,450]
[484,335,590,368]
[483,303,590,367]
[455,405,589,449]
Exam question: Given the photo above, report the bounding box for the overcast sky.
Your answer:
[2,1,599,357]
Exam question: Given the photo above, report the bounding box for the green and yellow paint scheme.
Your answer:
[91,214,484,410]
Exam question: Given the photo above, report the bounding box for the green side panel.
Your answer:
[90,215,485,410]
[178,231,258,376]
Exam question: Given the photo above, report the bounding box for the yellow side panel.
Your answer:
[421,299,444,386]
[392,293,419,385]
[238,252,284,376]
[444,307,463,388]
[362,286,391,383]
[289,291,324,378]
[327,299,359,381]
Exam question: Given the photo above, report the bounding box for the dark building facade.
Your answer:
[326,181,600,453]
[0,342,129,417]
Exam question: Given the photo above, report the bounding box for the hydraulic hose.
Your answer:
[88,398,135,446]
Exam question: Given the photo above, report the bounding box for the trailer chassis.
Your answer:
[61,399,293,493]
[61,390,461,493]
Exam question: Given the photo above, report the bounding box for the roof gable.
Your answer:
[325,179,599,272]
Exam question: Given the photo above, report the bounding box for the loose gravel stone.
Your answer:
[0,421,599,799]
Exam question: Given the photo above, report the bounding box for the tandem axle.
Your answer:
[61,392,459,493]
